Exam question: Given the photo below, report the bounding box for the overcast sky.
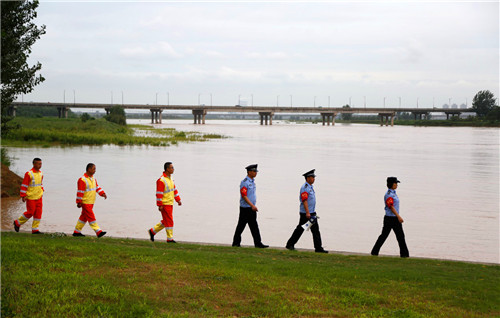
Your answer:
[21,0,499,108]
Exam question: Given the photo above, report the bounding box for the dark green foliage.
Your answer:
[15,105,76,118]
[341,104,352,121]
[104,106,126,126]
[1,0,46,133]
[1,148,12,167]
[485,106,500,123]
[80,113,94,122]
[472,90,497,118]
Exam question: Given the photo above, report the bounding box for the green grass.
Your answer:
[2,117,225,147]
[2,232,498,317]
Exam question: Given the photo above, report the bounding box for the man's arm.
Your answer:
[241,186,257,211]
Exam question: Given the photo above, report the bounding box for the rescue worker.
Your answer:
[148,162,182,243]
[73,163,107,238]
[13,158,44,234]
[371,177,409,258]
[286,169,328,253]
[232,164,269,248]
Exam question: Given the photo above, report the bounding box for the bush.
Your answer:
[80,113,94,122]
[1,148,12,167]
[104,106,126,126]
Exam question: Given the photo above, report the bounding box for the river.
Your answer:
[2,119,498,263]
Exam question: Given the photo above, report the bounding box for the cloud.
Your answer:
[119,41,182,59]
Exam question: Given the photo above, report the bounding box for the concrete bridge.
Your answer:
[9,102,470,126]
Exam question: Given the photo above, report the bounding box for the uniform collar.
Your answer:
[84,173,93,178]
[245,176,254,182]
[388,189,396,194]
[163,172,172,179]
[31,168,41,173]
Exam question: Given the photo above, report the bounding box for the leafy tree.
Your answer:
[341,105,352,121]
[472,90,496,118]
[485,106,500,122]
[80,113,95,122]
[1,0,46,132]
[104,106,127,125]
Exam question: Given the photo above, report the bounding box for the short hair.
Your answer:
[33,158,42,164]
[86,163,95,171]
[164,162,172,171]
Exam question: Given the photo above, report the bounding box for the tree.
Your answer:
[104,106,127,125]
[341,105,352,121]
[1,0,46,131]
[472,90,496,118]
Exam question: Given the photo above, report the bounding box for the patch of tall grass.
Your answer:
[3,118,225,147]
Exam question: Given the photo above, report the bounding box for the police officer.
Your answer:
[286,169,328,253]
[232,164,268,248]
[371,177,409,258]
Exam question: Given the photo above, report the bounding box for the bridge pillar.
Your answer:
[192,109,207,124]
[378,113,395,127]
[7,106,17,117]
[320,113,336,126]
[57,107,69,118]
[258,112,274,125]
[105,108,110,115]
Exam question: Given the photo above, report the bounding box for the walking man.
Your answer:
[14,158,44,234]
[73,163,107,238]
[286,169,328,253]
[371,177,409,258]
[232,164,268,248]
[148,162,182,243]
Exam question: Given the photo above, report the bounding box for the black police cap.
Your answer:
[246,164,258,172]
[303,169,316,178]
[387,176,401,184]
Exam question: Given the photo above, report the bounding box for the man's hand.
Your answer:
[177,201,182,206]
[22,197,26,202]
[103,193,107,200]
[251,205,258,212]
[397,215,404,223]
[158,206,163,212]
[77,203,82,208]
[306,212,311,219]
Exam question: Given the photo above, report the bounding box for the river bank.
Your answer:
[2,231,498,317]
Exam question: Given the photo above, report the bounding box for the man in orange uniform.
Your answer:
[14,158,44,234]
[148,162,182,243]
[73,163,107,238]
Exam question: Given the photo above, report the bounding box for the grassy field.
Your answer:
[2,232,498,317]
[2,117,224,147]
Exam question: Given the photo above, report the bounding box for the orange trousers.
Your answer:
[15,198,43,233]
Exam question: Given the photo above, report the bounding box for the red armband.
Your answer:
[301,192,309,202]
[385,197,394,208]
[240,187,248,197]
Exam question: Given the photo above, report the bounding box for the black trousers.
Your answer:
[371,215,409,257]
[286,213,323,250]
[232,207,263,247]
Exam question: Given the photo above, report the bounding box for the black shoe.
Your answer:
[286,245,295,251]
[255,244,269,248]
[148,229,155,242]
[167,240,177,243]
[73,232,85,237]
[32,231,43,235]
[97,231,107,238]
[13,221,19,232]
[232,244,241,247]
[315,249,328,253]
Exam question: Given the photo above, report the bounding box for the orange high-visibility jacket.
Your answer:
[76,173,105,204]
[20,169,44,200]
[156,173,181,206]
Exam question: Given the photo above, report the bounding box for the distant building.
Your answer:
[451,104,458,109]
[460,104,467,109]
[443,104,449,109]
